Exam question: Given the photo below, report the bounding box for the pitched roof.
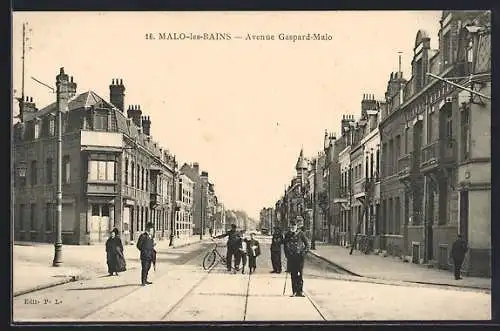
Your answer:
[24,90,118,122]
[180,163,200,182]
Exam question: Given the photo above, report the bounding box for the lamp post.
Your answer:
[199,181,204,240]
[52,103,64,267]
[169,157,177,247]
[311,159,317,250]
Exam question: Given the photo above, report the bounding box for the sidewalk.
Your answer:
[12,236,210,297]
[308,243,491,290]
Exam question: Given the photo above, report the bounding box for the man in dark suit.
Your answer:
[136,222,156,286]
[450,234,468,280]
[213,223,241,272]
[283,220,309,297]
[270,226,284,273]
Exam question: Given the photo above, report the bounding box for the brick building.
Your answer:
[379,10,490,276]
[13,68,176,245]
[175,172,194,239]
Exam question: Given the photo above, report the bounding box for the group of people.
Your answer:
[105,222,157,286]
[214,224,261,274]
[215,218,310,297]
[105,218,468,291]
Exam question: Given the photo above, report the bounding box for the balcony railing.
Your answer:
[420,139,457,172]
[397,153,414,180]
[421,140,439,170]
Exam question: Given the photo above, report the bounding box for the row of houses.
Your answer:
[274,10,491,277]
[12,68,226,245]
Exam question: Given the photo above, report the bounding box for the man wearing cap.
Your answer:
[136,222,156,286]
[283,220,309,297]
[213,223,241,272]
[270,226,284,273]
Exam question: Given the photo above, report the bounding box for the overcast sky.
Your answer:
[12,11,442,220]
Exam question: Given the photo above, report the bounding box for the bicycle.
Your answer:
[202,239,227,270]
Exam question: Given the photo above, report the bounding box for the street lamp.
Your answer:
[311,159,317,250]
[52,103,65,267]
[16,161,28,180]
[169,158,178,247]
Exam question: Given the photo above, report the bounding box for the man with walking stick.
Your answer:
[283,219,309,297]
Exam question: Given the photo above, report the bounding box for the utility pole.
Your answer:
[311,159,317,250]
[20,23,26,122]
[169,157,177,247]
[53,70,64,267]
[199,181,204,240]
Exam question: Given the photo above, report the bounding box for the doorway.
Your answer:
[90,204,110,243]
[459,190,469,241]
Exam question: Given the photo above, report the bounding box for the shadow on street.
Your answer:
[66,284,141,291]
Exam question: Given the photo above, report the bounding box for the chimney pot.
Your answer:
[30,97,33,102]
[70,76,73,82]
[120,79,123,85]
[60,67,65,74]
[112,79,115,85]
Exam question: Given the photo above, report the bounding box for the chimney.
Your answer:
[110,78,126,111]
[18,96,38,121]
[141,115,151,136]
[56,67,77,112]
[193,162,200,175]
[127,105,142,127]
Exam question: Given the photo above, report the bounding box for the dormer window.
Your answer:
[94,108,109,131]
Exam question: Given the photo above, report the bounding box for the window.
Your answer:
[48,118,55,136]
[131,161,135,187]
[461,107,471,160]
[124,159,129,185]
[30,203,36,230]
[94,111,109,131]
[63,156,70,184]
[426,112,433,144]
[388,140,394,175]
[365,156,369,179]
[145,170,149,191]
[141,167,144,190]
[92,204,100,216]
[445,116,453,139]
[404,127,409,154]
[370,153,374,179]
[45,203,53,232]
[34,121,40,139]
[395,135,401,166]
[466,38,474,72]
[443,32,451,66]
[136,164,140,188]
[46,158,53,184]
[19,204,25,231]
[30,160,37,186]
[375,149,380,180]
[101,205,110,217]
[89,160,116,181]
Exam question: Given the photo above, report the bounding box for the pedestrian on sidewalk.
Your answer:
[137,222,156,286]
[247,232,261,274]
[450,234,468,280]
[213,223,241,272]
[270,226,284,273]
[106,228,126,276]
[283,220,309,297]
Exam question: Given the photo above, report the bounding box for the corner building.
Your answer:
[13,68,176,245]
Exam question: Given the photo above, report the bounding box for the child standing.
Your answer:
[238,235,249,274]
[247,232,261,274]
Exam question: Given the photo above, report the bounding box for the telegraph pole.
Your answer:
[20,23,26,121]
[311,159,317,250]
[53,73,64,267]
[169,157,177,247]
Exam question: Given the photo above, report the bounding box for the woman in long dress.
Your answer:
[106,228,126,276]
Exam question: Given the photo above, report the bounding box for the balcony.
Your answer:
[397,153,414,182]
[420,139,457,173]
[353,179,366,196]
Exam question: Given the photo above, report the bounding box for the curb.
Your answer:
[13,275,82,297]
[307,250,362,277]
[306,250,490,291]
